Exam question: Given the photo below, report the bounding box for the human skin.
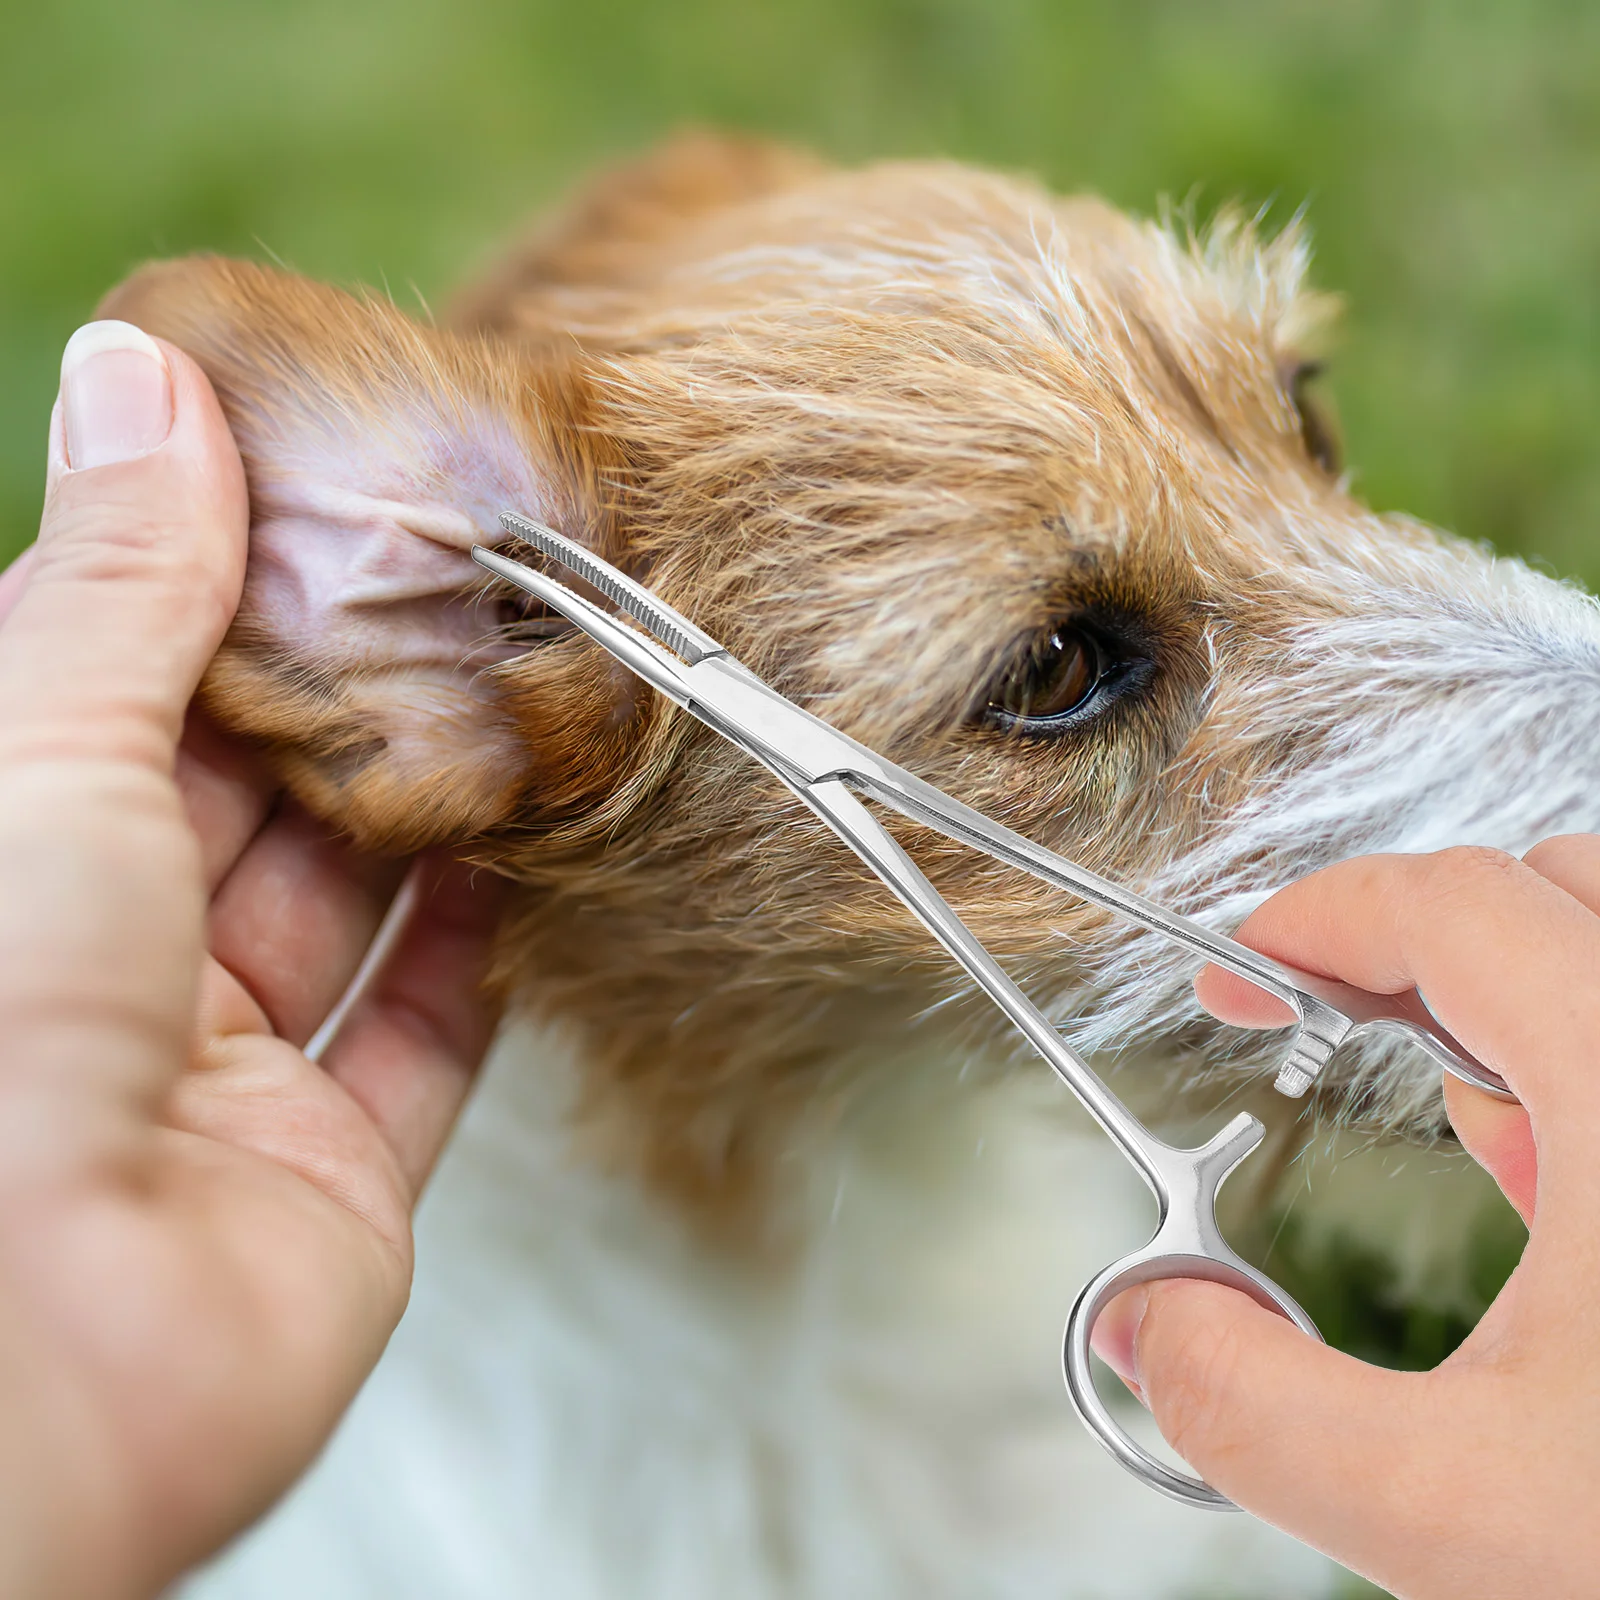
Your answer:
[1092,838,1600,1598]
[0,321,504,1598]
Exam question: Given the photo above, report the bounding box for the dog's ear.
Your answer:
[450,129,828,333]
[100,255,618,851]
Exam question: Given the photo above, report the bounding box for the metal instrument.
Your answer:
[475,510,1514,1511]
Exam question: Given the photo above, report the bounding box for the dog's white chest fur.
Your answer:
[185,1021,1338,1599]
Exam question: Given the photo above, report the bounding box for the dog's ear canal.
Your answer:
[95,255,616,850]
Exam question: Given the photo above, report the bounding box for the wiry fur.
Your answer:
[100,133,1600,1595]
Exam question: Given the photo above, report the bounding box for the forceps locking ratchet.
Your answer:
[475,511,1515,1511]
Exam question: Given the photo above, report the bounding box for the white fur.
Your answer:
[1050,553,1600,1138]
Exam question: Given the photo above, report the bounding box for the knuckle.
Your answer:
[43,484,167,562]
[1416,844,1525,908]
[46,512,168,576]
[40,495,229,611]
[1432,843,1521,880]
[41,462,240,615]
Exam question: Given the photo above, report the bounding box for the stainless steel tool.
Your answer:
[475,510,1514,1510]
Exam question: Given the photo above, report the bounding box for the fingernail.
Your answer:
[1090,1284,1151,1404]
[60,321,172,471]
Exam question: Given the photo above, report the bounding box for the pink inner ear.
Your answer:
[236,402,559,807]
[249,487,509,669]
[247,407,549,658]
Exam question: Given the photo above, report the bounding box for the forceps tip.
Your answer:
[490,511,723,667]
[1273,1061,1317,1099]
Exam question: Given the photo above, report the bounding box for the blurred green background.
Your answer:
[2,0,1598,583]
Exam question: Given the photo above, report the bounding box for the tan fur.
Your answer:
[101,133,1492,1224]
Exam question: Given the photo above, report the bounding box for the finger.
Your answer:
[0,323,246,771]
[1523,833,1600,915]
[175,707,280,892]
[1483,834,1600,1223]
[1192,849,1600,1130]
[0,545,35,627]
[0,330,248,1171]
[1444,1075,1538,1225]
[0,406,52,631]
[207,803,405,1049]
[1089,1286,1147,1402]
[1111,1278,1434,1568]
[322,859,506,1195]
[1193,964,1298,1028]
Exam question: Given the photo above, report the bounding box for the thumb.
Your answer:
[0,547,35,628]
[1096,1279,1433,1556]
[0,321,246,768]
[0,324,247,1177]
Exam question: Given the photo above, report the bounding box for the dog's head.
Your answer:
[106,134,1600,1206]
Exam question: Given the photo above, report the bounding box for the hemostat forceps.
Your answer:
[476,511,1515,1511]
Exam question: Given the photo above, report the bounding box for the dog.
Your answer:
[102,133,1600,1597]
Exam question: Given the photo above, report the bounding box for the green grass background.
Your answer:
[3,0,1598,582]
[2,6,1592,1594]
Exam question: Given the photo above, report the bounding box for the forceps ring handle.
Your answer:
[1063,1234,1322,1511]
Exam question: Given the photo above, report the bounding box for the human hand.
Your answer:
[1091,839,1600,1598]
[0,322,505,1599]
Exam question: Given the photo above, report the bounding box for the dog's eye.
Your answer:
[1287,360,1342,477]
[983,624,1108,731]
